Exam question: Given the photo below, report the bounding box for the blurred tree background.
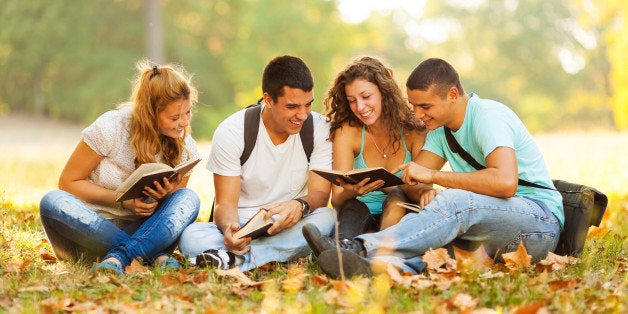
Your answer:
[0,0,626,139]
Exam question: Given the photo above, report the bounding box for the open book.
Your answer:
[115,157,201,202]
[233,208,276,240]
[312,167,404,188]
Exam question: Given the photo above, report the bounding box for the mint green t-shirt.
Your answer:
[422,93,564,228]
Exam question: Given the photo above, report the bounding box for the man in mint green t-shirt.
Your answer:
[303,58,563,278]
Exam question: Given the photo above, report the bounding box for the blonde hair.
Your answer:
[128,59,198,168]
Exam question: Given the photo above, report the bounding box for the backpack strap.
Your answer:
[300,113,314,163]
[209,101,314,222]
[443,127,576,193]
[240,101,314,165]
[240,103,263,166]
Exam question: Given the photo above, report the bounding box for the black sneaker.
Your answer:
[302,223,366,258]
[318,249,372,279]
[195,249,235,269]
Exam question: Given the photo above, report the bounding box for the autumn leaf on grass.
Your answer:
[423,248,456,273]
[370,273,392,305]
[40,252,57,263]
[512,300,548,314]
[502,241,531,273]
[262,280,282,314]
[450,293,479,313]
[430,271,461,291]
[453,245,494,273]
[324,278,369,308]
[548,278,580,291]
[311,274,329,287]
[40,298,98,313]
[535,252,574,272]
[214,267,265,287]
[282,264,308,294]
[386,263,412,287]
[125,258,150,274]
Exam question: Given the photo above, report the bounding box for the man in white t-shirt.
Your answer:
[179,55,335,270]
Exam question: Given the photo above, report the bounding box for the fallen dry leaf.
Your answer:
[214,267,265,286]
[502,241,531,272]
[423,248,456,272]
[40,252,57,262]
[125,258,149,274]
[536,252,570,272]
[18,285,49,293]
[282,264,308,294]
[0,295,13,307]
[512,300,548,314]
[451,293,479,313]
[548,279,580,291]
[311,274,329,287]
[453,245,494,272]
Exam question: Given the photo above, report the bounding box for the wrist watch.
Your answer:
[294,198,311,217]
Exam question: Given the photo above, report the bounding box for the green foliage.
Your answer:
[0,0,623,137]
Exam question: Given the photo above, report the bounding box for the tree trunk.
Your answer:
[143,0,165,64]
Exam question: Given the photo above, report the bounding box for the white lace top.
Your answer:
[82,106,200,220]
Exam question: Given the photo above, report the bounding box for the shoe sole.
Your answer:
[302,223,329,257]
[318,249,372,279]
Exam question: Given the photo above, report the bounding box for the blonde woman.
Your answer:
[39,60,200,275]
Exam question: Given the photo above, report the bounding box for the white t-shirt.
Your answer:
[82,106,200,220]
[206,105,332,222]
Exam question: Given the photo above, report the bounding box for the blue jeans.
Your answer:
[357,189,560,274]
[39,188,200,268]
[179,206,336,271]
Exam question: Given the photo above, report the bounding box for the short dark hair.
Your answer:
[406,58,464,98]
[262,55,314,101]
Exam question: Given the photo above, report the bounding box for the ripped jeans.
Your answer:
[39,188,200,268]
[357,189,561,274]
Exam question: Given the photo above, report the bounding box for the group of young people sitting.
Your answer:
[39,55,563,278]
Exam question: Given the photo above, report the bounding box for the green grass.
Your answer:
[1,125,628,313]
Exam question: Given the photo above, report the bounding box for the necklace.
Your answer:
[367,128,391,158]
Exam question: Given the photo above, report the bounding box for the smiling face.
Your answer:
[406,86,456,130]
[157,98,192,138]
[264,86,313,138]
[345,79,383,126]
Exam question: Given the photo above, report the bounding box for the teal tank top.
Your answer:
[354,125,412,214]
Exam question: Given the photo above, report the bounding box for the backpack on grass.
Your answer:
[444,127,608,256]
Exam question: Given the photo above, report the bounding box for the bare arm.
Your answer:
[213,174,250,254]
[59,140,185,218]
[399,147,518,198]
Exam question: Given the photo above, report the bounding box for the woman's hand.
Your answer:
[337,177,385,197]
[124,198,160,217]
[142,173,182,202]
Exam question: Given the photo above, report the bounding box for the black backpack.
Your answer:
[207,101,314,222]
[444,127,607,256]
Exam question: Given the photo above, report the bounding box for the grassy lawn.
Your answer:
[1,115,627,313]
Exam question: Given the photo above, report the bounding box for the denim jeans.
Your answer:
[39,188,200,268]
[356,189,560,274]
[179,206,336,271]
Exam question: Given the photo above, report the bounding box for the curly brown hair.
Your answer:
[323,56,423,154]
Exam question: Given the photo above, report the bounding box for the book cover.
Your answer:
[233,208,276,239]
[312,167,404,188]
[115,157,201,202]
